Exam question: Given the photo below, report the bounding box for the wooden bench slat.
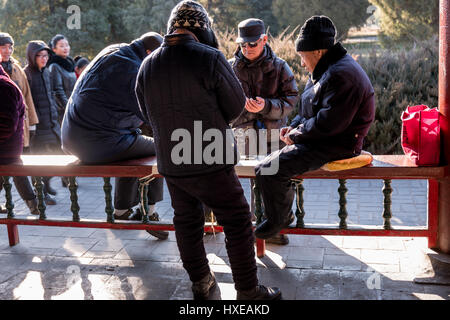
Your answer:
[0,155,445,179]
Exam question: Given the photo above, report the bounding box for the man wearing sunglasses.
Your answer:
[229,18,299,245]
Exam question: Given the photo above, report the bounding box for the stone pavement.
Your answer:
[0,177,449,300]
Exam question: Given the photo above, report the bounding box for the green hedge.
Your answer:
[218,30,439,155]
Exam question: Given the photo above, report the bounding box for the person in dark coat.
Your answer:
[0,60,25,213]
[135,0,281,300]
[48,35,77,124]
[24,40,62,205]
[0,33,40,215]
[254,16,376,240]
[229,18,299,245]
[61,32,167,240]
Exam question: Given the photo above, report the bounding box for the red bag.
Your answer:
[401,105,440,166]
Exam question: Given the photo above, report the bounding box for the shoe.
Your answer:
[129,208,143,221]
[44,193,57,206]
[254,211,294,240]
[265,233,289,245]
[0,204,7,214]
[25,198,40,215]
[192,271,217,300]
[237,285,282,300]
[113,208,134,221]
[146,229,169,240]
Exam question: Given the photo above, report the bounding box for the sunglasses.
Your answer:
[240,38,262,49]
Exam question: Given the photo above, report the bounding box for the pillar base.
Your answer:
[414,248,450,285]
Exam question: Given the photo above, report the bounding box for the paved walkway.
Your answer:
[0,177,448,300]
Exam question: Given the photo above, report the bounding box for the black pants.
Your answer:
[0,176,35,201]
[165,168,258,291]
[88,135,164,210]
[30,141,64,195]
[255,143,355,225]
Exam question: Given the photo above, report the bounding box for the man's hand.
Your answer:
[280,126,294,145]
[245,97,265,113]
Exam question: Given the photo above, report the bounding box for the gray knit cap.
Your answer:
[167,1,211,34]
[0,32,14,46]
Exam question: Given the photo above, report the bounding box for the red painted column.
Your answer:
[438,0,450,253]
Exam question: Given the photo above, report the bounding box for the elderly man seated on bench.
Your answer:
[254,16,376,240]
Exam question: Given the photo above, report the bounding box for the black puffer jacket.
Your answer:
[48,55,77,120]
[136,34,246,177]
[289,43,375,154]
[24,41,61,146]
[229,45,299,131]
[62,40,149,163]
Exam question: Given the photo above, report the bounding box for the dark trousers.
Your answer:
[165,167,258,291]
[94,135,164,210]
[0,176,35,201]
[255,143,355,224]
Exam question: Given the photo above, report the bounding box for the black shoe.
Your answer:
[237,285,282,300]
[266,233,289,245]
[25,198,40,215]
[44,193,57,206]
[255,211,294,240]
[129,208,143,221]
[192,271,217,300]
[0,205,7,214]
[146,229,169,240]
[113,209,134,221]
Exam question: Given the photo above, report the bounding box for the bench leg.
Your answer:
[7,224,19,246]
[256,238,266,258]
[428,179,439,249]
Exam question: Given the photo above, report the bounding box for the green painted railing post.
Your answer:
[338,179,348,229]
[69,177,80,222]
[253,179,264,224]
[292,179,305,228]
[383,179,393,230]
[3,176,14,219]
[140,181,150,224]
[33,177,46,220]
[103,177,114,223]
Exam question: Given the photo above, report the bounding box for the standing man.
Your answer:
[229,19,299,245]
[136,0,281,300]
[61,32,168,241]
[0,33,40,215]
[255,16,376,240]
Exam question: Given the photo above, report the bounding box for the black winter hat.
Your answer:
[167,0,211,34]
[295,16,336,52]
[0,32,14,46]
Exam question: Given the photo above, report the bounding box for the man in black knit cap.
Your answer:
[136,0,281,300]
[254,16,376,240]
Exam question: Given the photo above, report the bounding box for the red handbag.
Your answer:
[401,105,440,166]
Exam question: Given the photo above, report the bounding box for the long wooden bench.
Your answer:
[0,155,445,258]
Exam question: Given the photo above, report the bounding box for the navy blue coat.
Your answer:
[61,41,148,163]
[289,43,375,155]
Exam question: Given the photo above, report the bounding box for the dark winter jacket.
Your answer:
[289,43,375,154]
[0,65,25,164]
[24,41,61,147]
[48,55,77,121]
[136,33,246,177]
[61,40,149,163]
[229,45,299,133]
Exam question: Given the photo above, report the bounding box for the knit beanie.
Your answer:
[167,0,218,49]
[0,32,14,46]
[295,16,336,52]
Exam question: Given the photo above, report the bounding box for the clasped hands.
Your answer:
[280,126,302,146]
